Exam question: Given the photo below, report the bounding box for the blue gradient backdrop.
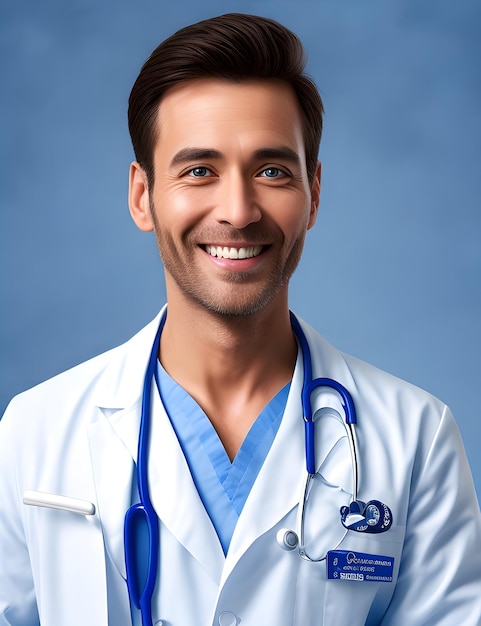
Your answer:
[1,1,480,498]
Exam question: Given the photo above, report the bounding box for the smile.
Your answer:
[204,245,264,260]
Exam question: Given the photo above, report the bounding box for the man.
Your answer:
[1,13,480,626]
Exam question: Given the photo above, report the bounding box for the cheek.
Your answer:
[150,186,202,233]
[276,202,312,244]
[154,182,215,220]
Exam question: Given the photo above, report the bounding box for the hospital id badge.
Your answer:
[327,550,394,583]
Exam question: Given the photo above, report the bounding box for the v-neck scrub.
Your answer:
[155,363,290,554]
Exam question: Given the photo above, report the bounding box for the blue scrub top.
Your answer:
[155,363,290,554]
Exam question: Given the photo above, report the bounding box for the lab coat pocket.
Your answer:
[323,525,406,626]
[22,500,109,624]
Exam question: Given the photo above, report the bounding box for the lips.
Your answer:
[204,245,264,260]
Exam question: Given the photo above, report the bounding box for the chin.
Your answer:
[188,283,286,319]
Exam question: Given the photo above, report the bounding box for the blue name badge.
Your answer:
[327,550,394,583]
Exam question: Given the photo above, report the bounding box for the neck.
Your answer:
[159,293,297,459]
[161,296,296,390]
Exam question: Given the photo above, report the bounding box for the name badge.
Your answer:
[327,550,394,583]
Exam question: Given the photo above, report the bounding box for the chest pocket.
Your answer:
[322,525,405,626]
[293,489,405,626]
[292,525,405,626]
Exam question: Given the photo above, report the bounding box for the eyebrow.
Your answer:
[170,148,222,167]
[169,146,301,168]
[253,147,301,166]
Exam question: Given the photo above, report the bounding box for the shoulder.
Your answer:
[297,317,478,525]
[298,316,449,441]
[300,316,444,402]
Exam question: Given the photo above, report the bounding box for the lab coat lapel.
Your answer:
[87,401,141,580]
[147,387,225,583]
[87,311,165,581]
[88,306,224,585]
[88,389,225,589]
[224,352,306,575]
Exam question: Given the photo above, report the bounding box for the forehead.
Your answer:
[154,78,306,159]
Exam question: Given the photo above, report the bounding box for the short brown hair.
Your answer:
[128,13,324,186]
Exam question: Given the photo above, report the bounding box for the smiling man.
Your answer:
[131,79,317,318]
[1,13,480,626]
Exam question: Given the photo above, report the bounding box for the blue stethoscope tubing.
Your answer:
[289,313,358,477]
[124,313,165,626]
[125,311,361,624]
[289,312,360,561]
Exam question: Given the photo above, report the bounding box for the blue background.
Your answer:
[1,0,480,499]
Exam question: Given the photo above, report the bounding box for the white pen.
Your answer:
[23,490,96,516]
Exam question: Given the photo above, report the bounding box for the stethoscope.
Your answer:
[124,311,393,626]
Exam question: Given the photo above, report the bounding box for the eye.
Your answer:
[188,166,213,177]
[258,167,287,179]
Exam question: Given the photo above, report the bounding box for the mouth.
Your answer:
[203,244,265,260]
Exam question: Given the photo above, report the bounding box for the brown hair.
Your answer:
[128,13,324,186]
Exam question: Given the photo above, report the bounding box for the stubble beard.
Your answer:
[149,200,306,318]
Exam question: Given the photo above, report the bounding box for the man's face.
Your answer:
[130,78,320,317]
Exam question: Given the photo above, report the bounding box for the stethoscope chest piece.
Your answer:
[276,528,300,551]
[340,499,393,533]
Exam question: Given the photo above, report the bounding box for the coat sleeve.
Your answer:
[0,404,40,626]
[381,406,481,625]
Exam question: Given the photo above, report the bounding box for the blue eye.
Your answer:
[189,167,211,177]
[261,167,283,178]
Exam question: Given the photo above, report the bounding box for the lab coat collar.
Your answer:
[93,307,166,411]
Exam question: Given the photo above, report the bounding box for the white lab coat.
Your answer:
[1,308,480,625]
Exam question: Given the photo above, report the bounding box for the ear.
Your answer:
[307,161,321,230]
[128,162,154,232]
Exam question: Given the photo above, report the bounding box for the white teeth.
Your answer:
[206,245,263,259]
[205,241,262,259]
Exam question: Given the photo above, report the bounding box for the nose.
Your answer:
[213,173,262,229]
